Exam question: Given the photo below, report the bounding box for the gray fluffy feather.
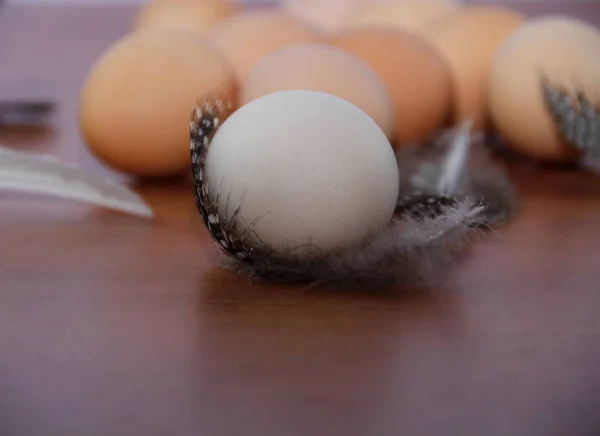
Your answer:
[396,125,517,227]
[221,200,485,288]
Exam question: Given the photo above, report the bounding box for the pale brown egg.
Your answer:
[280,0,372,33]
[240,44,395,139]
[488,15,600,162]
[422,5,524,130]
[133,0,237,34]
[207,10,322,80]
[342,0,459,33]
[79,29,237,178]
[329,27,451,144]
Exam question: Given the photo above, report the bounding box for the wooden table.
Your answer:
[2,3,600,436]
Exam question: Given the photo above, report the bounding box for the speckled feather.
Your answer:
[190,95,516,287]
[541,74,600,158]
[396,192,458,220]
[189,94,254,261]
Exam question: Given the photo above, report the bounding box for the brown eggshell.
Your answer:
[134,0,237,34]
[342,0,459,33]
[79,29,237,178]
[207,10,322,80]
[488,15,600,162]
[329,27,452,144]
[240,43,396,139]
[280,0,371,33]
[422,5,525,130]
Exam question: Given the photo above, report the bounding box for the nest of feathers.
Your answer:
[190,95,517,288]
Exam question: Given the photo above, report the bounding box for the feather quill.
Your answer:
[437,119,473,196]
[0,145,153,218]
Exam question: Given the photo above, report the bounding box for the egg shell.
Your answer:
[205,90,400,257]
[422,5,525,130]
[280,0,371,33]
[240,43,395,139]
[79,29,237,178]
[488,15,600,162]
[207,10,322,80]
[328,27,452,144]
[134,0,237,34]
[342,0,459,33]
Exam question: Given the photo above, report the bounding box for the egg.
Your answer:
[342,0,459,33]
[79,29,237,178]
[422,5,524,130]
[281,0,371,33]
[205,90,399,257]
[488,15,600,162]
[207,10,322,80]
[328,27,451,144]
[240,44,395,139]
[133,0,237,34]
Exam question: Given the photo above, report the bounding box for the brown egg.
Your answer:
[207,10,322,80]
[280,0,371,33]
[79,29,237,178]
[422,5,525,130]
[342,0,458,33]
[489,16,600,162]
[240,44,396,139]
[134,0,237,34]
[329,27,451,144]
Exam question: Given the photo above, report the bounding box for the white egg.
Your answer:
[204,90,399,257]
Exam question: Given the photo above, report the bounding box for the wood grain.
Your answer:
[2,3,600,436]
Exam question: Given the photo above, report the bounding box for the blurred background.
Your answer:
[2,0,599,180]
[7,0,599,4]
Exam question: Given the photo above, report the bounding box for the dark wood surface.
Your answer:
[2,3,600,436]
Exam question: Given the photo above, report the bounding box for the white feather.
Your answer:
[437,119,473,196]
[0,145,153,218]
